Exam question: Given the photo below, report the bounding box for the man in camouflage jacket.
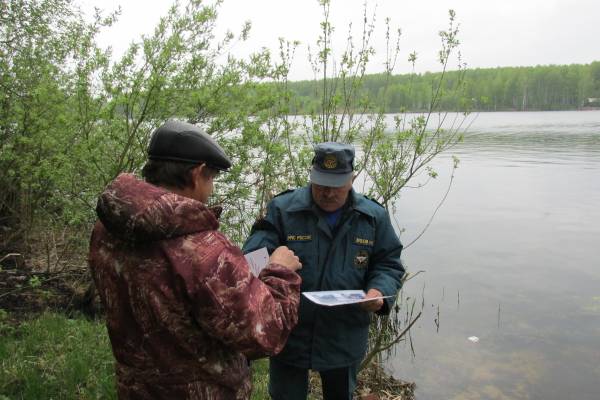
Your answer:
[88,121,302,399]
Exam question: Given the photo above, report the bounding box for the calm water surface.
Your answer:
[388,111,600,400]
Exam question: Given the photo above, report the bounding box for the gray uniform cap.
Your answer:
[147,120,232,171]
[310,142,355,187]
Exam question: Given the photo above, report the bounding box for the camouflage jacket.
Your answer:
[88,174,301,399]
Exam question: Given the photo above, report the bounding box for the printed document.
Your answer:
[244,247,269,277]
[303,290,393,307]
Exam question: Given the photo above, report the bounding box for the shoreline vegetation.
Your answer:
[0,260,415,400]
[0,2,457,397]
[0,313,414,400]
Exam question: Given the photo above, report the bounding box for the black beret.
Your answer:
[147,120,232,171]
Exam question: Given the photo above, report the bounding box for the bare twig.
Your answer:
[361,311,422,370]
[0,253,22,264]
[404,161,456,249]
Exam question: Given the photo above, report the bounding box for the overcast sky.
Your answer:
[79,0,600,81]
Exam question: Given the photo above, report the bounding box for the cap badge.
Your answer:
[323,154,338,169]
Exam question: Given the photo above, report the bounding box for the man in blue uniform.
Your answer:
[243,142,405,400]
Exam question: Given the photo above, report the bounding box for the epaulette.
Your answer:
[250,217,275,233]
[363,194,385,209]
[273,188,295,198]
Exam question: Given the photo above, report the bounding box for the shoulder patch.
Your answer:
[363,195,385,209]
[274,188,295,198]
[250,218,273,233]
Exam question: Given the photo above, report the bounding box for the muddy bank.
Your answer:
[0,256,99,320]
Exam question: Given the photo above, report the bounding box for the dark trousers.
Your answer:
[268,358,358,400]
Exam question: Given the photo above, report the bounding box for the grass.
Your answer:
[250,358,270,399]
[2,312,409,399]
[0,311,271,399]
[0,311,116,399]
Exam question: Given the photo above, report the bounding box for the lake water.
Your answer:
[388,111,600,399]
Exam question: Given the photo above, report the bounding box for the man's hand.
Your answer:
[269,246,302,272]
[359,288,384,312]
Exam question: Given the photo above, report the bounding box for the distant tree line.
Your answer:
[286,62,600,113]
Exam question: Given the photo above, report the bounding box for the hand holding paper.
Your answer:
[244,246,302,277]
[269,246,302,272]
[359,288,385,312]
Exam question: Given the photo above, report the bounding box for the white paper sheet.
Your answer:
[244,247,270,277]
[303,290,394,307]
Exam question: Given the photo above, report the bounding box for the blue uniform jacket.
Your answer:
[242,185,405,370]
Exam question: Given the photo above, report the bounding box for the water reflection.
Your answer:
[388,111,600,400]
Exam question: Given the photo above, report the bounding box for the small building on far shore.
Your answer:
[582,98,600,109]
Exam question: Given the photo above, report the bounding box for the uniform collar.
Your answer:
[287,185,376,218]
